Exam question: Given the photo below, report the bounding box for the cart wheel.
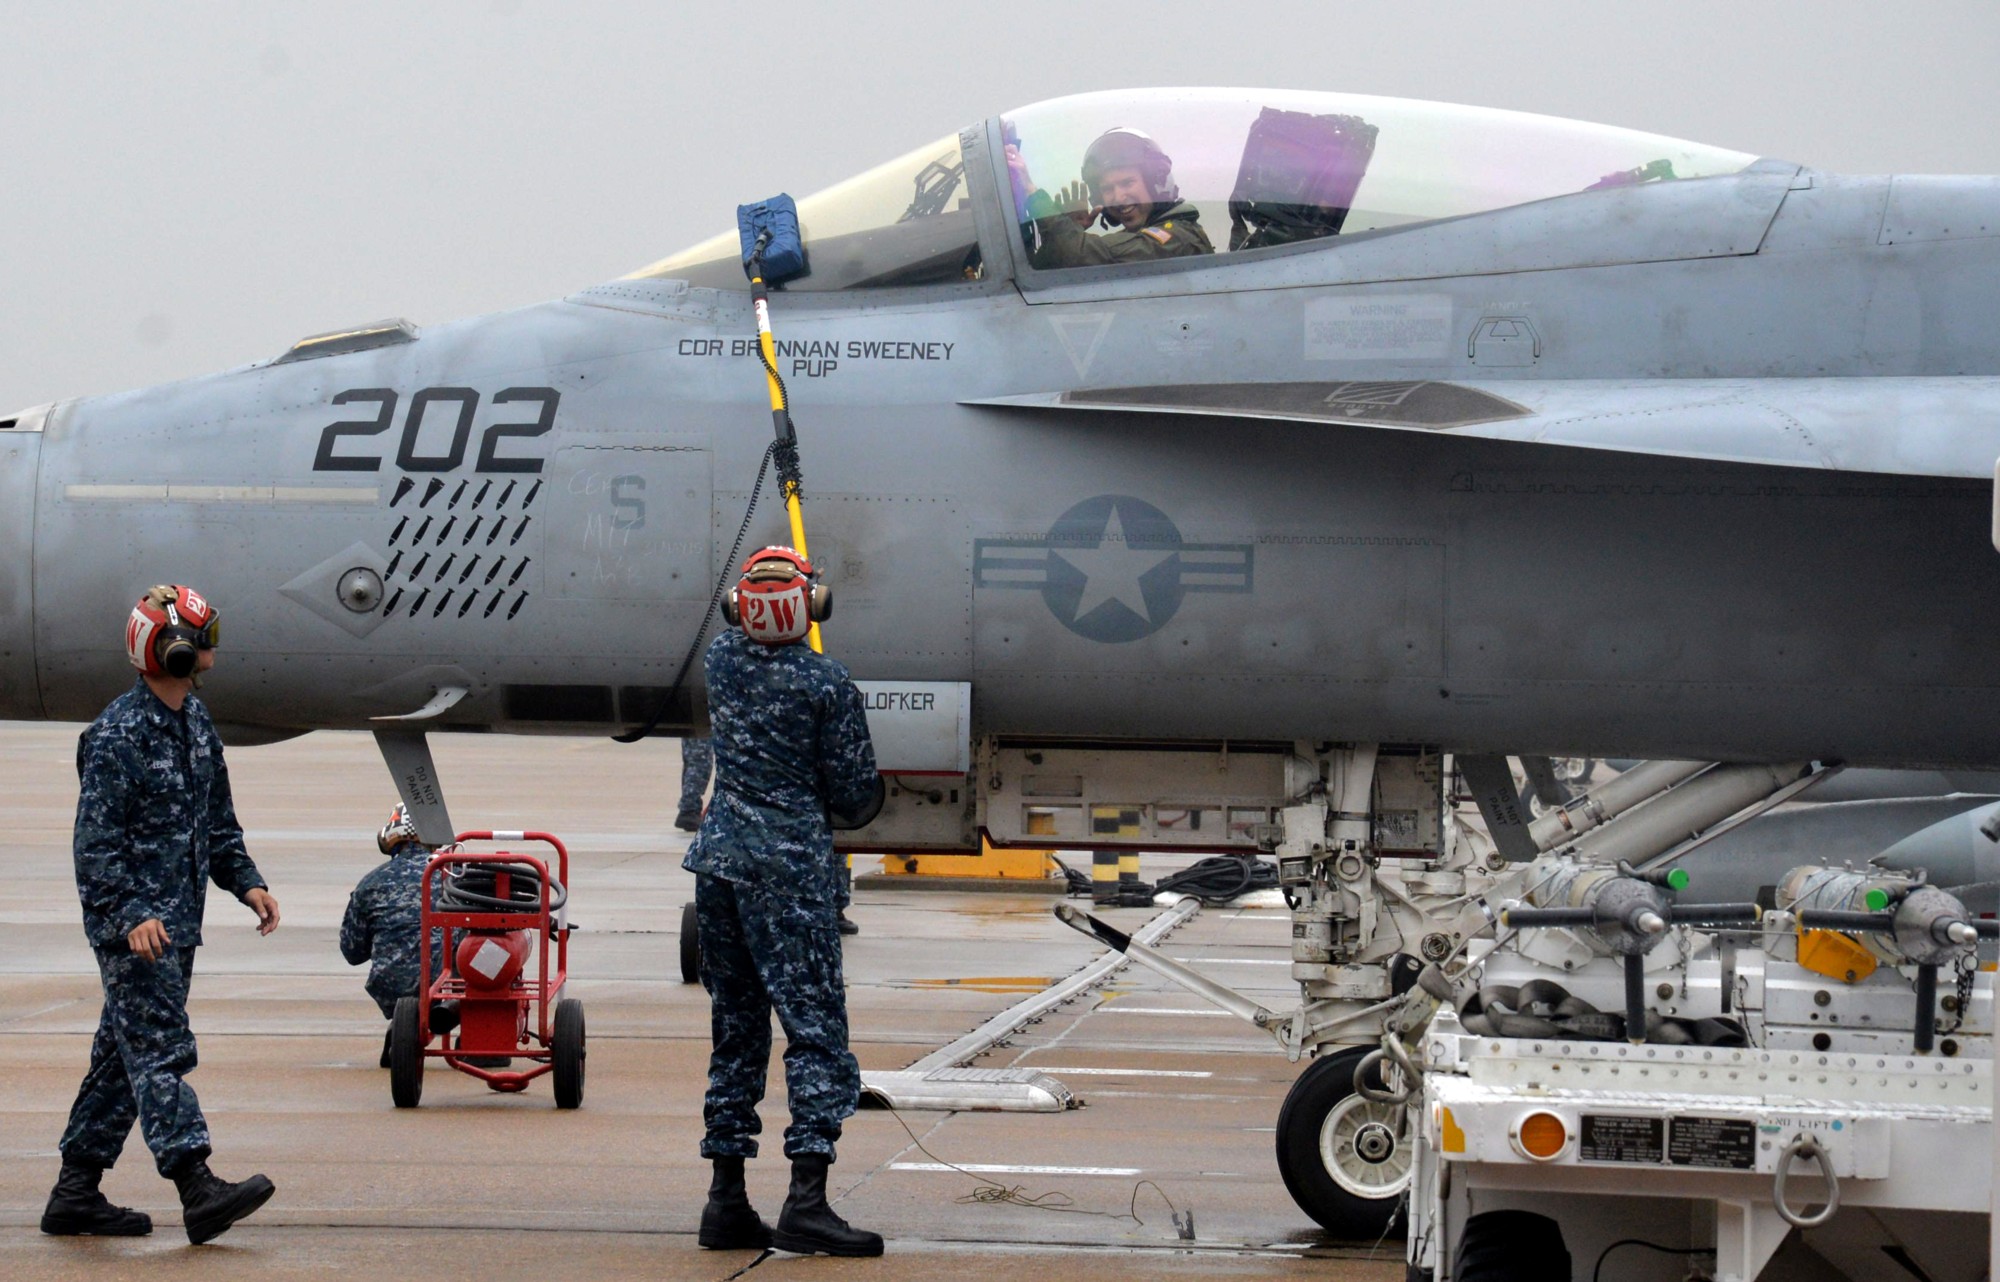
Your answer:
[390,996,424,1109]
[679,902,701,984]
[1275,1047,1412,1239]
[552,997,586,1109]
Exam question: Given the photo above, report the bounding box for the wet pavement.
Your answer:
[0,723,1401,1280]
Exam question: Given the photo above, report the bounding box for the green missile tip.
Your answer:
[1863,887,1890,912]
[1665,868,1690,891]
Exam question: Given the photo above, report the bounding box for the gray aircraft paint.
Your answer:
[6,104,2000,768]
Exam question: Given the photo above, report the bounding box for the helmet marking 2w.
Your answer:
[721,546,830,646]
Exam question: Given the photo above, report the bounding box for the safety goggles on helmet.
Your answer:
[125,584,220,680]
[721,546,831,646]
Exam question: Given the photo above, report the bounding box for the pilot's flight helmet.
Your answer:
[1081,127,1179,204]
[721,546,832,646]
[377,803,422,856]
[125,584,220,679]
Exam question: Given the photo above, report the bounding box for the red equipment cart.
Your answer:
[388,830,584,1109]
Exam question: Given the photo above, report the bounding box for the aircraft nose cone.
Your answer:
[0,404,47,719]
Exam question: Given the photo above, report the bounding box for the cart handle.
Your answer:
[1772,1132,1840,1229]
[449,831,570,887]
[1353,1036,1419,1105]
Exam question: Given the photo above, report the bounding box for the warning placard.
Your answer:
[1668,1116,1757,1170]
[1579,1114,1664,1164]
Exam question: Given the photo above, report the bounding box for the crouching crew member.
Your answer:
[340,804,447,1067]
[686,547,887,1257]
[43,586,279,1244]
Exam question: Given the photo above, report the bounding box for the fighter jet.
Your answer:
[7,86,2000,1232]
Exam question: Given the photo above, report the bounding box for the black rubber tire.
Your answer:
[552,997,586,1109]
[1274,1046,1405,1239]
[1452,1209,1568,1281]
[390,996,424,1109]
[679,901,701,984]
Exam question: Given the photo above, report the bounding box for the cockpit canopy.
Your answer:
[629,88,1758,290]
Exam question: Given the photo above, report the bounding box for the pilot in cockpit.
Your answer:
[1008,127,1213,268]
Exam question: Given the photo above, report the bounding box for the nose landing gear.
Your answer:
[1274,1046,1414,1240]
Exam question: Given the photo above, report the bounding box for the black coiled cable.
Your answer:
[612,439,780,744]
[438,861,567,914]
[1151,855,1278,907]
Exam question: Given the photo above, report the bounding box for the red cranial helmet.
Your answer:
[125,584,219,679]
[720,546,831,645]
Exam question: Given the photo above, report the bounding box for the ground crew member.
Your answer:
[42,585,279,1244]
[685,547,886,1257]
[682,734,861,934]
[1008,127,1214,268]
[677,735,713,831]
[340,804,448,1067]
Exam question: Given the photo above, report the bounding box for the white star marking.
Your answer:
[1052,505,1175,623]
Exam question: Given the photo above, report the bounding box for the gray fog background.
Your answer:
[4,0,1997,414]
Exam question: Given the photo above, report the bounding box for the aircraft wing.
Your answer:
[965,377,2000,479]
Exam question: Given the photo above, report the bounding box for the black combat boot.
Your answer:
[837,910,859,937]
[773,1153,882,1256]
[40,1162,152,1236]
[697,1155,772,1249]
[171,1159,275,1244]
[380,1025,394,1069]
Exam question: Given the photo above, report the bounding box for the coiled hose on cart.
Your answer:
[438,861,568,914]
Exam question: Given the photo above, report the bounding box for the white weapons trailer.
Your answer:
[1058,752,1994,1278]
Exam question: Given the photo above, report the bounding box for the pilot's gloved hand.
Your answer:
[1054,180,1095,228]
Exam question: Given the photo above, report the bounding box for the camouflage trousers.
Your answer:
[678,736,713,822]
[695,873,857,1159]
[59,946,211,1177]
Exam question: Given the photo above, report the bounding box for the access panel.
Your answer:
[546,438,711,604]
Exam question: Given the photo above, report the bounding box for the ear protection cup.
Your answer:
[158,631,200,679]
[721,586,742,627]
[809,581,832,622]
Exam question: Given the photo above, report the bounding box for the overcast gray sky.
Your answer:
[4,0,1997,413]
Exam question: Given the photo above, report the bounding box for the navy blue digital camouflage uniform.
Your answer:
[683,628,878,1159]
[60,678,266,1178]
[678,736,714,825]
[339,844,445,1018]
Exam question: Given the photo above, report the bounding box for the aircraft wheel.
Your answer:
[552,998,586,1109]
[390,997,425,1109]
[1275,1047,1412,1238]
[679,902,701,984]
[1452,1209,1569,1281]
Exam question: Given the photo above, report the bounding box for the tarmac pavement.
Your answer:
[0,722,1402,1280]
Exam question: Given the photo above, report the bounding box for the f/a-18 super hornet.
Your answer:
[5,87,2000,1238]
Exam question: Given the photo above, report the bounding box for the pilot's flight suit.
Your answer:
[683,628,878,1159]
[339,842,445,1018]
[60,679,267,1178]
[1026,192,1214,268]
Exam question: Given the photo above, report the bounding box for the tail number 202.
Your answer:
[313,387,559,474]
